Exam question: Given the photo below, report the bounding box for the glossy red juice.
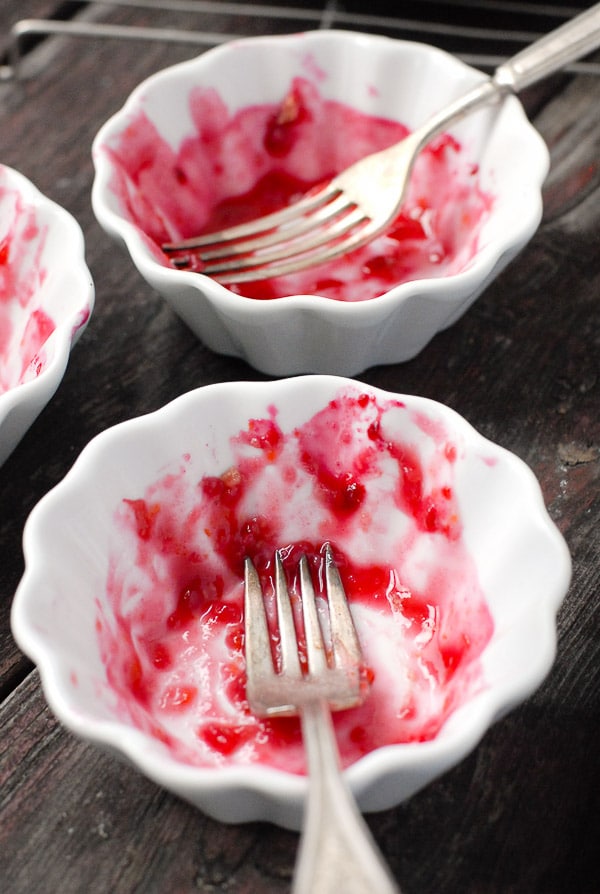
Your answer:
[97,386,494,773]
[107,77,492,302]
[0,185,55,393]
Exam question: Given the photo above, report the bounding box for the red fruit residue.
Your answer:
[264,84,313,157]
[97,387,494,774]
[160,684,198,712]
[0,185,56,393]
[199,722,256,756]
[107,77,493,302]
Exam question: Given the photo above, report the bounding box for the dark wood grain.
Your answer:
[0,2,598,891]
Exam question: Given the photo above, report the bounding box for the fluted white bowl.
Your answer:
[0,164,94,466]
[91,30,548,376]
[12,377,570,829]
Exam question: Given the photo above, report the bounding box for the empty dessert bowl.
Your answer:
[0,163,94,466]
[11,376,571,829]
[91,29,549,376]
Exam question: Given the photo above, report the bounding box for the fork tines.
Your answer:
[244,544,365,718]
[162,187,370,283]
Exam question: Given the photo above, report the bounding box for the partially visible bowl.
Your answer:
[91,30,549,376]
[0,164,94,466]
[11,376,571,830]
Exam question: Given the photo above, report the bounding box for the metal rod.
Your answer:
[3,1,599,81]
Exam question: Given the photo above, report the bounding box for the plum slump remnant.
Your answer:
[108,77,493,302]
[97,387,494,773]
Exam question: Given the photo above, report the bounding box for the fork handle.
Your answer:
[292,700,400,894]
[409,3,600,157]
[494,2,600,92]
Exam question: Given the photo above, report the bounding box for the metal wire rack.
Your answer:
[2,0,599,80]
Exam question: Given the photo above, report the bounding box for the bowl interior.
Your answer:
[0,164,93,464]
[94,31,547,288]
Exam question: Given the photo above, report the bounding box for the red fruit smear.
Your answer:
[98,386,494,774]
[199,723,256,756]
[263,84,314,157]
[106,76,493,303]
[150,642,172,670]
[0,187,57,393]
[160,684,198,711]
[123,499,159,541]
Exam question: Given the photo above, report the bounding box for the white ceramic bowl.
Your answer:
[12,376,570,830]
[91,30,549,377]
[0,164,94,466]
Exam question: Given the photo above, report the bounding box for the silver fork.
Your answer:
[244,545,400,894]
[163,4,600,283]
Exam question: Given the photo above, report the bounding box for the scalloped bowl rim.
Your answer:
[11,376,571,827]
[91,29,550,323]
[0,164,94,463]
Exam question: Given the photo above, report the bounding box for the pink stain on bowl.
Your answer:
[0,187,56,394]
[97,386,494,773]
[106,77,493,303]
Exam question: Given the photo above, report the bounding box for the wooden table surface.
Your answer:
[0,2,598,892]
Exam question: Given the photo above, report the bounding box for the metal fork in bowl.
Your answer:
[163,4,600,283]
[244,545,400,894]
